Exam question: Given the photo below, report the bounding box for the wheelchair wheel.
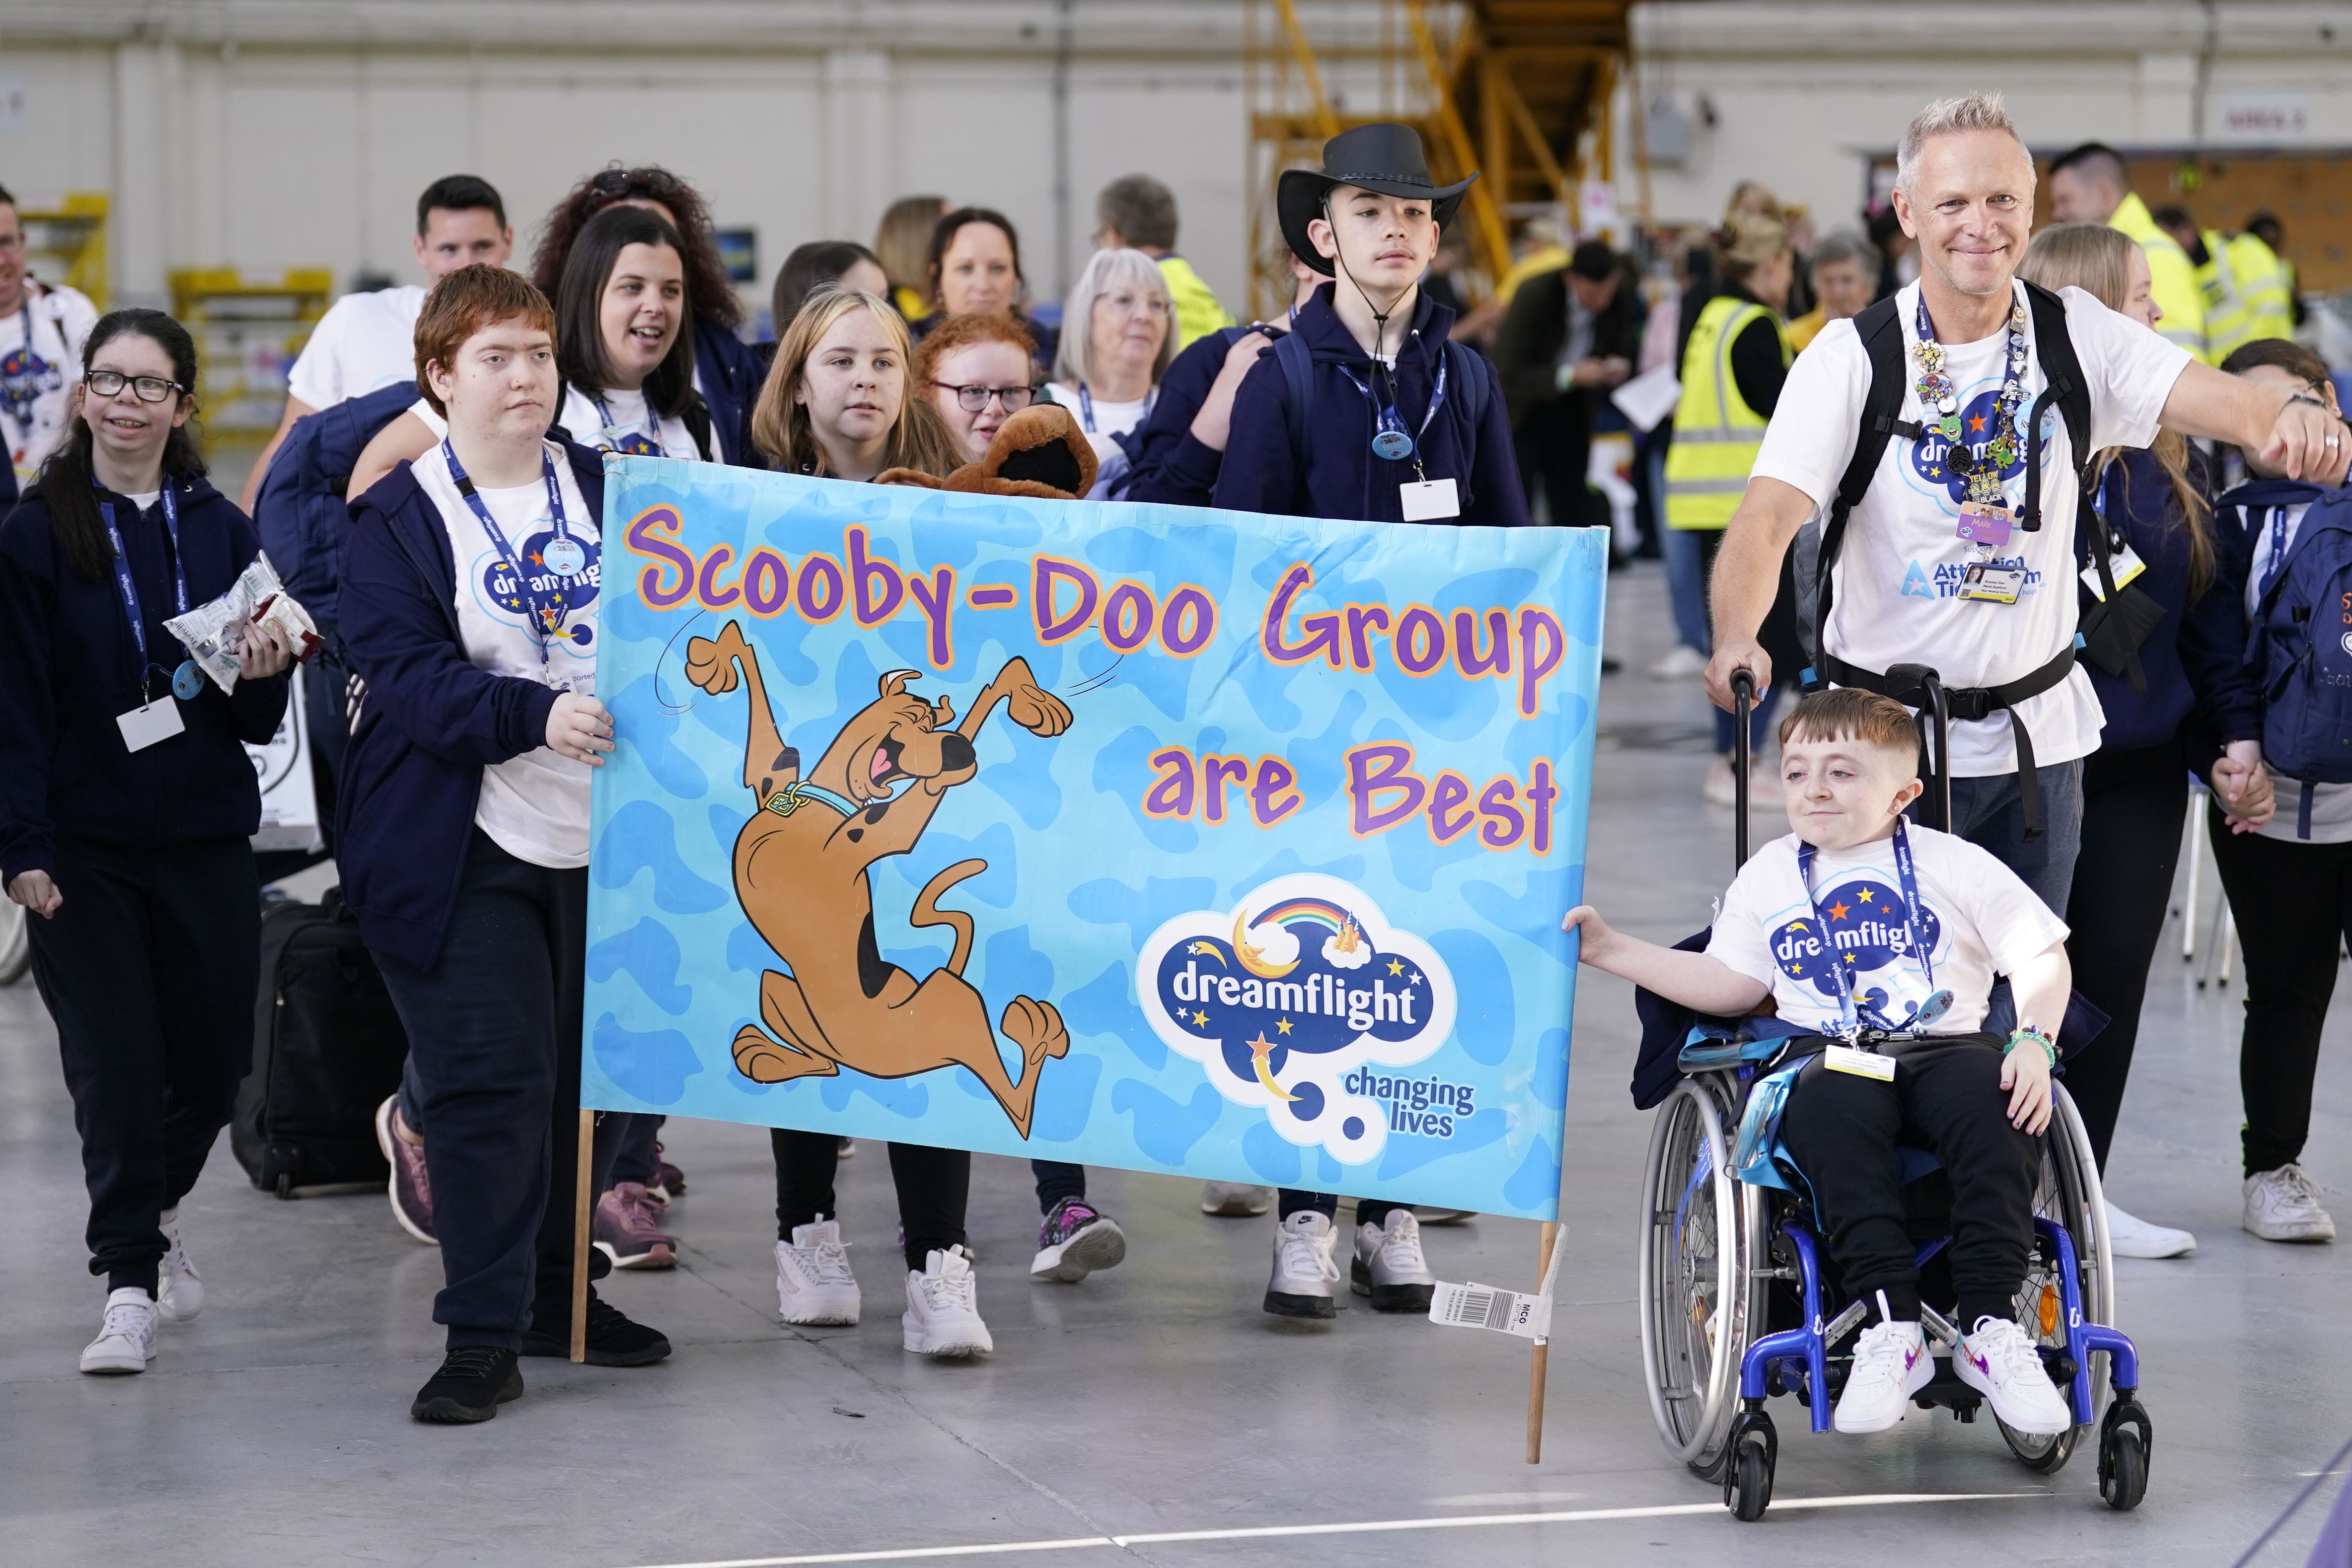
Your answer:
[1996,1084,2111,1473]
[1638,1076,1763,1480]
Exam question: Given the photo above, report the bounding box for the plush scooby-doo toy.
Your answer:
[880,402,1098,500]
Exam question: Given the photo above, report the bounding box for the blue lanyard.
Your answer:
[441,440,573,665]
[1795,818,1937,1040]
[1076,382,1095,433]
[1336,347,1447,469]
[590,391,666,457]
[2262,503,2293,598]
[97,481,188,700]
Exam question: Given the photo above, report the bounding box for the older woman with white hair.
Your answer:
[1040,247,1174,496]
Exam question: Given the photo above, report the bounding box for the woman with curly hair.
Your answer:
[530,166,766,465]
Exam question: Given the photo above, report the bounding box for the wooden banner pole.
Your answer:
[570,1108,594,1363]
[1525,1219,1560,1465]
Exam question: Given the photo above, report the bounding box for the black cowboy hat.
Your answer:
[1278,123,1478,277]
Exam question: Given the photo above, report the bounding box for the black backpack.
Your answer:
[1802,282,2134,838]
[231,888,411,1198]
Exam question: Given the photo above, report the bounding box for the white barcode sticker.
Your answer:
[1429,1280,1552,1340]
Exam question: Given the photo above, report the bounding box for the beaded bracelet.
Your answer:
[2008,1024,2057,1067]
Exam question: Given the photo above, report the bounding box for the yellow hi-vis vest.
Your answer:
[1664,295,1790,530]
[2202,231,2294,359]
[1155,254,1236,351]
[2110,192,2210,363]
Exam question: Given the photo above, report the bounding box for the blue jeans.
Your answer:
[1929,758,2086,916]
[1660,529,1710,657]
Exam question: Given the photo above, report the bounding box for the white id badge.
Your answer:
[2080,544,2148,600]
[117,699,185,753]
[1957,562,2026,604]
[1399,478,1461,521]
[1824,1043,1897,1081]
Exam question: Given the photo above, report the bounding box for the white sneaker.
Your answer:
[1832,1316,1931,1433]
[775,1215,861,1325]
[156,1206,203,1322]
[1202,1182,1273,1216]
[902,1246,992,1356]
[1954,1315,2074,1435]
[1351,1209,1436,1312]
[2244,1164,2337,1243]
[1264,1211,1341,1318]
[80,1287,158,1375]
[1648,643,1706,680]
[2105,1201,2196,1259]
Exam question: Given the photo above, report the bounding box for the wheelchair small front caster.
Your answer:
[2099,1395,2153,1511]
[1724,1407,1777,1522]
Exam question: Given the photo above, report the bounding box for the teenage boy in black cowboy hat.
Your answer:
[1211,125,1524,1324]
[1212,122,1525,528]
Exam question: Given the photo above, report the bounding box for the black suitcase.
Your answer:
[232,887,410,1197]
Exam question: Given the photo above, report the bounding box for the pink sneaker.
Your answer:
[594,1182,677,1269]
[373,1096,436,1246]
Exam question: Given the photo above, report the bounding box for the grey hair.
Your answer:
[1810,227,1882,277]
[1895,93,2028,197]
[1052,246,1175,388]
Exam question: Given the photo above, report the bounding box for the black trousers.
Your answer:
[374,830,616,1350]
[2208,810,2352,1176]
[2062,742,2190,1170]
[29,836,259,1296]
[774,1131,967,1271]
[1779,1035,2044,1330]
[1032,1158,1085,1213]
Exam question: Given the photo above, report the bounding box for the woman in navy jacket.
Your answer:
[0,309,293,1374]
[1211,125,1523,528]
[2018,226,2265,1261]
[338,265,667,1423]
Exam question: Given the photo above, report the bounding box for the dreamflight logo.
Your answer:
[1137,874,1457,1165]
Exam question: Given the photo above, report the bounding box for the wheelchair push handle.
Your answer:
[1731,669,1756,868]
[1884,662,1953,833]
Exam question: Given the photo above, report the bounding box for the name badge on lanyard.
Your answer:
[1339,351,1456,517]
[441,440,582,672]
[98,482,197,751]
[1796,817,1953,1054]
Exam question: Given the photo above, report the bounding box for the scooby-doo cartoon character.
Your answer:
[686,621,1073,1137]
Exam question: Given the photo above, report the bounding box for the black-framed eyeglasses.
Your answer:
[934,381,1035,414]
[84,370,184,403]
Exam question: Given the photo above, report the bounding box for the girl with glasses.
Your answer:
[0,308,295,1376]
[913,312,1040,463]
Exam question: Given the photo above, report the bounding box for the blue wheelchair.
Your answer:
[1632,675,2152,1521]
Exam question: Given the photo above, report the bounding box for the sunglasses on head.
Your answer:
[588,168,687,202]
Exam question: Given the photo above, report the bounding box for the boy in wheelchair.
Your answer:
[1566,688,2077,1437]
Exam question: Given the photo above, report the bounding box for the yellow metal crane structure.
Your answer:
[1245,0,1636,317]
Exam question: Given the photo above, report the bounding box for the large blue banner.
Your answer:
[583,458,1605,1220]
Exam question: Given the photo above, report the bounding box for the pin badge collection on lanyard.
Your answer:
[441,440,586,669]
[1915,297,2033,605]
[1796,817,1954,1065]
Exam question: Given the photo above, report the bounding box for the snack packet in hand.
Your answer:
[163,553,320,694]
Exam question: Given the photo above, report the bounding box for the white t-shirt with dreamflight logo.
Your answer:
[410,442,601,869]
[1705,824,2068,1035]
[1752,281,2191,776]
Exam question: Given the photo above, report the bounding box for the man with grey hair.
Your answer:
[1702,90,2343,914]
[1790,229,1882,350]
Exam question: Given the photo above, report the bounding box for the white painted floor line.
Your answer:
[618,1490,2044,1568]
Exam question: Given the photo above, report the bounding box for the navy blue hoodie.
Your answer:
[335,438,605,970]
[694,319,767,468]
[1123,324,1265,508]
[1212,284,1526,525]
[0,472,291,880]
[2076,447,2257,754]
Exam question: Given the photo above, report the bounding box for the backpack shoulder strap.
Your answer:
[1444,337,1489,431]
[1810,294,1912,674]
[1274,328,1316,483]
[2017,279,2092,531]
